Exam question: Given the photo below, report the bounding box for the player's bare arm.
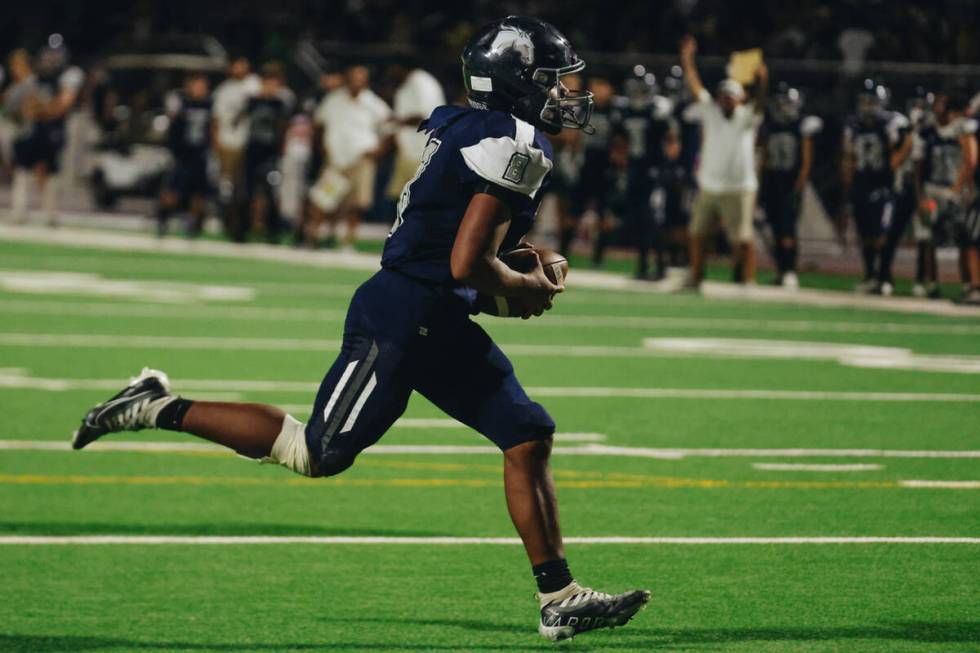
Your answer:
[752,62,769,115]
[451,192,562,316]
[796,136,814,191]
[679,35,704,99]
[952,131,977,194]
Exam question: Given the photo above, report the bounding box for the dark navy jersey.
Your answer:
[582,102,614,154]
[844,111,906,192]
[610,95,676,168]
[914,117,978,187]
[381,105,553,285]
[761,114,823,184]
[246,95,289,149]
[167,94,213,160]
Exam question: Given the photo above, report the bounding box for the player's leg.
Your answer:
[853,196,880,291]
[413,320,649,640]
[953,203,980,304]
[779,189,802,287]
[686,191,714,286]
[304,334,413,476]
[877,192,913,294]
[10,136,35,223]
[723,191,756,284]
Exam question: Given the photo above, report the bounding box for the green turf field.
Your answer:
[1,236,978,652]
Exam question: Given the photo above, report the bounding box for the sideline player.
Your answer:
[10,43,83,225]
[841,79,907,292]
[71,16,650,642]
[758,83,822,289]
[913,91,978,302]
[157,74,213,237]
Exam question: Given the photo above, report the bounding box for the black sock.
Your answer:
[533,558,573,594]
[915,242,928,283]
[156,398,194,432]
[787,245,798,273]
[861,244,877,280]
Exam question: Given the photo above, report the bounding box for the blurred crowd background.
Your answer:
[3,0,980,302]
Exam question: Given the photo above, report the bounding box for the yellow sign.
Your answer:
[729,48,763,85]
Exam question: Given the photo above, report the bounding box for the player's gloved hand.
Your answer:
[514,250,564,319]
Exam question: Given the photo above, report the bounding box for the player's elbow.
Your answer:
[450,254,476,285]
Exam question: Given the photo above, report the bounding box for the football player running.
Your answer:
[71,16,650,642]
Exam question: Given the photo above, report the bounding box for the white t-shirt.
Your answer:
[393,69,445,161]
[212,74,261,150]
[684,89,763,193]
[314,87,392,170]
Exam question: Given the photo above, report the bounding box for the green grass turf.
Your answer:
[0,238,978,652]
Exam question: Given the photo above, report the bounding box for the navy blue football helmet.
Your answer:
[461,16,593,134]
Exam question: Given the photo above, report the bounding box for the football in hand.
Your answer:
[475,246,568,318]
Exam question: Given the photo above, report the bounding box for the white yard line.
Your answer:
[6,331,980,375]
[2,370,978,402]
[0,535,976,545]
[4,298,979,336]
[752,463,884,472]
[642,338,980,374]
[2,440,977,460]
[4,223,980,317]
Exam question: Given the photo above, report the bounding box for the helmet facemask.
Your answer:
[528,60,594,134]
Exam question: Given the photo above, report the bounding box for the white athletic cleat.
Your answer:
[853,278,877,294]
[781,271,799,290]
[912,283,927,298]
[72,368,173,450]
[537,582,651,642]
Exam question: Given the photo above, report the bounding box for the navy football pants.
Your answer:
[304,270,556,477]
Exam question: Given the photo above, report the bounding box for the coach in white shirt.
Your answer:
[314,65,391,247]
[386,64,445,199]
[680,36,767,286]
[213,58,261,191]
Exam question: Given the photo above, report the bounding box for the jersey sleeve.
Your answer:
[458,116,552,200]
[886,113,910,145]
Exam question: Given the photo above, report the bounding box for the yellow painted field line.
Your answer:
[0,473,910,491]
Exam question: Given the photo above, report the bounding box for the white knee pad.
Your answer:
[260,415,312,476]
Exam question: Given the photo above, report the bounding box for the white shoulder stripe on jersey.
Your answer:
[460,118,552,199]
[513,116,536,147]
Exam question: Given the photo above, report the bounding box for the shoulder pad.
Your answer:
[800,115,823,136]
[652,95,674,120]
[460,114,553,198]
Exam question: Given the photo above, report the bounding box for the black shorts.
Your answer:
[761,183,801,239]
[851,187,893,240]
[304,270,556,477]
[13,124,65,173]
[163,155,210,198]
[244,144,280,200]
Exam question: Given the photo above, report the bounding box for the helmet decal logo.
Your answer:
[490,26,535,66]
